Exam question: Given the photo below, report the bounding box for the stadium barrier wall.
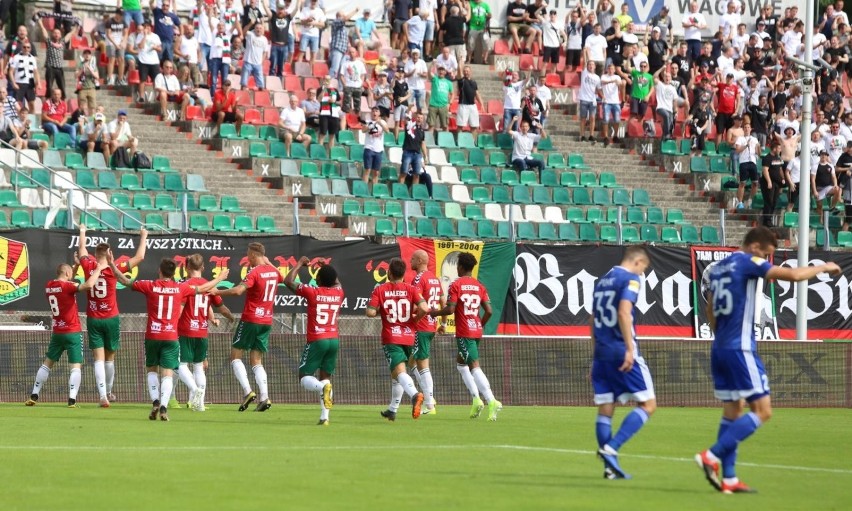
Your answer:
[4,333,850,408]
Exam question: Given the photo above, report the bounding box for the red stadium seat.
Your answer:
[312,62,329,78]
[244,108,262,124]
[35,80,46,97]
[448,117,458,131]
[487,99,503,116]
[67,98,78,112]
[479,114,496,133]
[263,107,279,125]
[449,101,459,114]
[563,72,580,88]
[234,90,251,104]
[345,112,362,130]
[493,40,510,55]
[294,62,312,77]
[519,54,536,71]
[284,76,302,91]
[254,90,272,107]
[127,69,140,85]
[185,105,203,120]
[304,77,320,91]
[246,75,258,90]
[544,73,563,88]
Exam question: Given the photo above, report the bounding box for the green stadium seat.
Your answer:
[568,154,590,169]
[233,215,259,233]
[532,186,552,204]
[437,131,456,148]
[661,139,679,155]
[573,188,591,205]
[154,193,176,210]
[517,222,538,240]
[448,150,469,167]
[593,188,612,206]
[301,161,321,178]
[496,221,512,239]
[710,156,729,173]
[457,219,477,238]
[465,204,484,220]
[586,207,605,224]
[86,152,110,170]
[445,202,464,220]
[52,132,72,149]
[142,173,162,190]
[133,193,155,210]
[249,142,270,158]
[837,231,852,247]
[640,225,660,242]
[164,174,187,192]
[75,169,97,189]
[457,132,476,149]
[626,207,645,224]
[290,144,309,159]
[702,141,718,156]
[468,148,488,167]
[661,226,682,243]
[690,156,709,173]
[352,181,370,198]
[384,132,400,148]
[385,200,404,218]
[552,188,572,205]
[321,162,342,179]
[500,170,519,186]
[432,184,452,202]
[477,133,497,149]
[536,137,553,151]
[489,151,507,167]
[471,187,490,203]
[460,168,482,184]
[239,125,260,140]
[612,188,632,206]
[311,178,332,196]
[600,224,618,243]
[681,224,700,243]
[80,211,101,229]
[269,141,288,158]
[560,171,579,187]
[701,226,720,244]
[646,207,665,224]
[436,218,457,237]
[258,125,278,141]
[599,172,618,188]
[666,208,686,224]
[218,123,238,139]
[391,182,411,199]
[65,152,87,170]
[412,184,431,201]
[121,173,143,191]
[480,167,500,185]
[492,186,511,204]
[121,211,143,230]
[783,211,799,227]
[110,192,131,209]
[579,223,599,241]
[512,185,532,204]
[98,171,119,190]
[198,194,220,211]
[520,170,539,186]
[363,200,384,216]
[375,219,395,236]
[416,218,436,237]
[540,169,558,187]
[477,219,496,238]
[622,226,640,243]
[424,201,444,219]
[559,223,578,241]
[210,214,234,232]
[342,199,361,215]
[579,171,598,187]
[331,180,352,197]
[256,215,282,233]
[337,130,357,145]
[152,155,176,172]
[565,207,585,223]
[371,183,391,199]
[538,223,557,241]
[145,213,166,231]
[10,209,32,228]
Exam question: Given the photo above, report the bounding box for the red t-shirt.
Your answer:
[410,270,443,333]
[43,99,67,124]
[132,279,196,341]
[297,283,345,342]
[213,90,237,113]
[177,276,224,338]
[716,83,739,115]
[447,276,490,339]
[240,264,284,325]
[79,255,130,319]
[46,279,81,334]
[368,281,424,346]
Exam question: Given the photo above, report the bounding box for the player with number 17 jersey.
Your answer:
[447,276,490,339]
[240,264,284,325]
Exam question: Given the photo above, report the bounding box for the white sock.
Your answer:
[32,364,51,396]
[159,376,174,408]
[301,375,324,393]
[193,364,207,393]
[319,379,331,420]
[471,367,495,402]
[457,364,479,398]
[419,368,434,406]
[177,363,198,393]
[105,361,115,394]
[396,372,419,398]
[389,379,403,412]
[68,367,81,400]
[230,359,252,395]
[93,360,106,398]
[410,365,422,388]
[147,371,160,402]
[252,364,269,401]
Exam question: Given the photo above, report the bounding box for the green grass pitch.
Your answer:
[1,404,850,510]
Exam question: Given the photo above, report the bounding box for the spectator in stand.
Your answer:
[404,48,428,111]
[108,109,139,157]
[537,76,551,127]
[526,0,548,56]
[577,60,600,143]
[38,18,74,100]
[644,27,668,75]
[362,106,388,184]
[370,72,393,119]
[353,8,381,55]
[242,22,269,90]
[539,10,566,76]
[600,63,622,146]
[76,49,100,117]
[502,70,525,132]
[135,20,162,103]
[301,88,320,128]
[0,88,19,125]
[212,80,243,135]
[399,108,431,196]
[298,0,326,65]
[419,0,439,60]
[656,67,685,140]
[317,75,342,150]
[12,106,48,151]
[7,38,39,110]
[757,3,778,40]
[426,66,453,138]
[242,0,270,34]
[731,23,749,59]
[719,1,741,42]
[584,22,607,76]
[222,0,243,38]
[506,0,536,54]
[759,140,786,226]
[279,93,311,156]
[689,94,712,155]
[565,7,585,74]
[392,66,412,139]
[626,60,652,123]
[0,111,25,150]
[442,4,467,67]
[813,149,841,218]
[208,21,230,93]
[151,0,181,63]
[603,18,624,70]
[42,88,77,147]
[178,64,207,110]
[521,84,544,135]
[268,2,293,79]
[456,65,482,140]
[339,46,367,126]
[5,25,37,59]
[682,1,707,63]
[405,10,429,54]
[328,8,357,79]
[194,2,217,83]
[390,0,414,51]
[83,112,112,163]
[595,0,614,32]
[614,2,632,28]
[508,115,545,173]
[154,60,190,120]
[735,122,761,209]
[121,0,145,28]
[104,9,130,86]
[836,142,852,230]
[775,126,800,165]
[433,46,458,79]
[175,24,202,88]
[749,94,772,146]
[824,120,848,166]
[467,0,491,65]
[646,6,673,44]
[716,72,742,146]
[230,35,244,75]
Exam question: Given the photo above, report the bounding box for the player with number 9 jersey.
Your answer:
[446,276,490,339]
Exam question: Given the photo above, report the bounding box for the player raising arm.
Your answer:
[77,224,148,406]
[283,256,344,426]
[408,249,445,414]
[366,257,428,421]
[696,227,841,493]
[26,260,107,408]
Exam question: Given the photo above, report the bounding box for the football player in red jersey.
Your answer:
[408,249,445,414]
[26,261,107,407]
[284,256,344,425]
[366,257,428,420]
[430,252,502,421]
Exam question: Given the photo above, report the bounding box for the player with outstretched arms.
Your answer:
[366,257,428,421]
[77,224,147,407]
[408,249,445,414]
[430,252,502,421]
[696,226,841,493]
[26,260,107,407]
[283,256,344,425]
[590,246,656,480]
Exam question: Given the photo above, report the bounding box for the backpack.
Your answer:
[643,120,656,138]
[133,151,152,170]
[111,146,133,169]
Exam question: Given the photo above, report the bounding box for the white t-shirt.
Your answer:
[434,54,458,76]
[364,119,386,153]
[245,31,270,66]
[584,34,607,61]
[787,157,800,184]
[731,33,749,58]
[735,135,760,164]
[655,82,678,113]
[108,119,133,142]
[621,32,639,46]
[541,19,561,48]
[511,131,540,161]
[782,30,802,58]
[279,106,305,132]
[154,73,181,92]
[299,7,326,38]
[137,33,162,65]
[340,58,367,88]
[503,81,524,109]
[683,12,706,41]
[717,55,734,76]
[406,16,427,46]
[566,21,582,50]
[537,84,551,108]
[824,134,847,165]
[197,13,216,45]
[178,35,199,64]
[719,13,740,39]
[600,74,622,104]
[405,59,428,91]
[578,70,601,103]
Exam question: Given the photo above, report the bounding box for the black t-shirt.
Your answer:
[393,0,413,21]
[761,153,785,183]
[671,55,691,85]
[749,104,771,135]
[457,78,478,105]
[507,2,527,22]
[647,39,667,72]
[242,5,265,29]
[402,124,425,151]
[758,15,778,40]
[522,96,544,125]
[269,14,291,44]
[526,3,546,21]
[697,54,716,75]
[604,27,624,65]
[815,163,835,188]
[836,152,852,174]
[443,15,466,45]
[393,80,410,105]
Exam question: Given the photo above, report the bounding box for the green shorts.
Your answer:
[179,336,208,364]
[86,316,121,351]
[298,338,340,375]
[231,321,271,353]
[456,337,481,364]
[46,332,84,364]
[413,331,435,361]
[383,344,413,371]
[145,339,180,370]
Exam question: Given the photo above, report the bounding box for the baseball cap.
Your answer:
[94,113,106,122]
[118,109,128,116]
[411,49,421,55]
[820,149,829,155]
[652,27,661,33]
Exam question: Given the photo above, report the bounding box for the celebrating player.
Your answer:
[696,227,841,493]
[283,256,344,426]
[110,254,229,421]
[366,257,428,421]
[590,246,656,480]
[26,261,107,407]
[176,254,235,411]
[77,225,147,407]
[214,242,284,412]
[408,249,444,414]
[430,252,502,421]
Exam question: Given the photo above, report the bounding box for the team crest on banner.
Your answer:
[0,236,30,305]
[627,0,664,24]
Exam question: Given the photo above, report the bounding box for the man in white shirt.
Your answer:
[339,46,367,123]
[84,112,112,162]
[361,106,389,184]
[242,23,270,90]
[719,1,741,40]
[508,115,545,173]
[404,48,429,110]
[735,122,761,209]
[298,0,326,64]
[682,1,707,62]
[154,60,191,120]
[135,21,163,104]
[600,63,622,146]
[279,94,311,156]
[654,68,684,140]
[433,47,458,79]
[577,60,601,143]
[824,121,848,165]
[405,11,429,54]
[108,109,139,157]
[583,23,607,75]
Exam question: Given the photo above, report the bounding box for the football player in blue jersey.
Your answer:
[590,246,655,480]
[696,227,841,493]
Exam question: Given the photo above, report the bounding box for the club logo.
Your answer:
[0,236,29,305]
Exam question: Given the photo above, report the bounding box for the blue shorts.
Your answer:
[603,103,621,123]
[579,100,596,119]
[363,148,383,171]
[592,356,655,405]
[711,348,770,402]
[300,35,319,53]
